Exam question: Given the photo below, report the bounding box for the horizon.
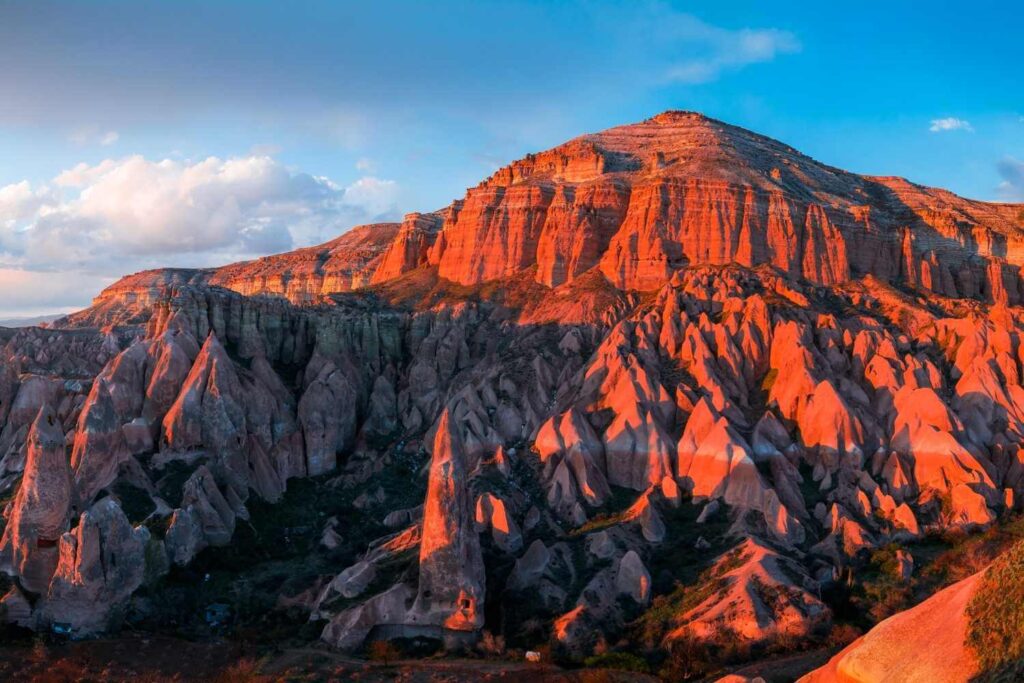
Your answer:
[1,1,1023,317]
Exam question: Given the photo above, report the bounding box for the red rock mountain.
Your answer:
[88,111,1024,313]
[2,112,1024,680]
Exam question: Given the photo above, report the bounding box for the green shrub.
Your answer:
[658,631,714,681]
[966,540,1024,680]
[583,651,651,673]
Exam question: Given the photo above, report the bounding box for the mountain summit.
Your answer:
[90,111,1024,310]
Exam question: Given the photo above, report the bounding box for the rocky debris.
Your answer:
[320,583,415,652]
[321,560,377,602]
[508,540,551,590]
[623,490,667,543]
[383,505,422,529]
[0,585,33,627]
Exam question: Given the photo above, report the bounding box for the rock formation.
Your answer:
[3,111,1024,673]
[408,408,485,632]
[0,405,74,595]
[37,498,149,636]
[800,571,983,682]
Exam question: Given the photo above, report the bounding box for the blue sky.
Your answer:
[0,0,1021,316]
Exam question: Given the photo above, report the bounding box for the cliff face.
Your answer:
[84,111,1024,315]
[5,112,1024,670]
[208,222,401,302]
[430,111,1021,297]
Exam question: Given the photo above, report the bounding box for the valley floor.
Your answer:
[0,632,835,682]
[0,633,665,683]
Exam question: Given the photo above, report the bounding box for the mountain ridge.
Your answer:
[82,110,1024,320]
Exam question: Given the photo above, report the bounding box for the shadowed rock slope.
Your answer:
[1,113,1024,679]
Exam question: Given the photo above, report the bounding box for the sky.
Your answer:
[0,0,1022,318]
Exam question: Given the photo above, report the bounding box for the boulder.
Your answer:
[615,550,651,604]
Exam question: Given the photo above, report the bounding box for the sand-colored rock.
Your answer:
[668,539,828,644]
[800,572,981,683]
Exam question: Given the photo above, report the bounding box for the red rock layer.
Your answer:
[87,112,1024,312]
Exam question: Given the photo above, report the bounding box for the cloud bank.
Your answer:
[0,155,400,316]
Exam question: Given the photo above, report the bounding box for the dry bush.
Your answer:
[825,623,862,649]
[367,640,402,665]
[213,657,272,683]
[478,630,506,656]
[966,541,1024,680]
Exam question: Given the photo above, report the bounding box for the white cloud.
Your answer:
[355,157,375,172]
[997,157,1024,201]
[0,155,402,314]
[929,117,974,133]
[648,11,801,84]
[68,126,120,146]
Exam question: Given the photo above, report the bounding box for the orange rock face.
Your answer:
[409,409,485,632]
[83,111,1024,313]
[800,570,983,683]
[0,405,74,595]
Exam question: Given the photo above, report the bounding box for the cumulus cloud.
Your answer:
[0,155,401,316]
[929,117,974,133]
[997,157,1024,201]
[650,12,801,84]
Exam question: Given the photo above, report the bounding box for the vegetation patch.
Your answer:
[966,540,1024,681]
[632,545,747,650]
[583,651,652,673]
